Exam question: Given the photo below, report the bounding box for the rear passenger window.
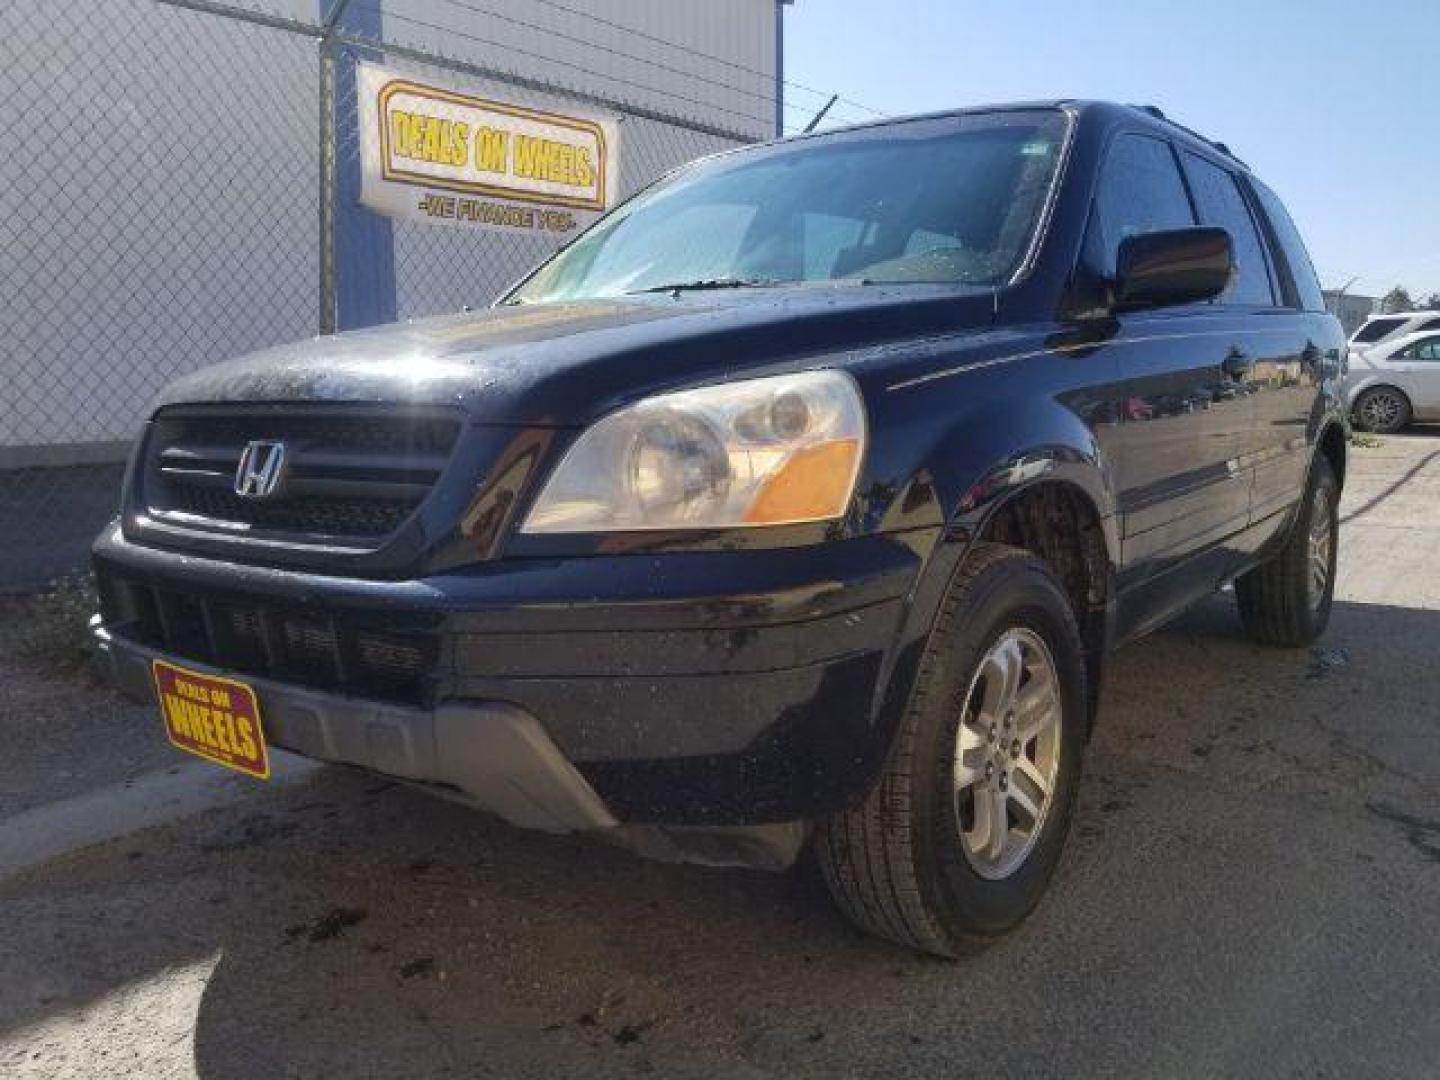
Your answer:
[1251,181,1327,312]
[1354,317,1406,343]
[1087,134,1195,277]
[1420,318,1440,334]
[1413,337,1440,362]
[1182,153,1274,306]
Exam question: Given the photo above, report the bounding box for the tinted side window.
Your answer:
[1251,180,1326,312]
[1413,337,1440,362]
[1182,153,1274,306]
[1087,134,1195,277]
[1419,318,1440,334]
[1354,317,1406,343]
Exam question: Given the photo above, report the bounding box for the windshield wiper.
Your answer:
[629,276,781,295]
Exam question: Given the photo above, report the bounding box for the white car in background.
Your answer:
[1344,330,1440,432]
[1349,311,1440,355]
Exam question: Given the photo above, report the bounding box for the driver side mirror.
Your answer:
[1114,227,1233,311]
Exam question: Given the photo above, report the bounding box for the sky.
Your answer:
[783,0,1440,302]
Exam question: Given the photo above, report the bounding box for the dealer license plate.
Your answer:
[152,660,271,779]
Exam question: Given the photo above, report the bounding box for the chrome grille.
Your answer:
[141,408,461,545]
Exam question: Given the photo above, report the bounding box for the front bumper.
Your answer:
[95,623,616,832]
[93,522,929,828]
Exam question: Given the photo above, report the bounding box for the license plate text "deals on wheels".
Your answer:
[152,660,271,779]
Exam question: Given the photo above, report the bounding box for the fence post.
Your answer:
[319,0,398,335]
[316,1,347,335]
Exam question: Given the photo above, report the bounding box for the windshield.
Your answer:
[509,110,1070,304]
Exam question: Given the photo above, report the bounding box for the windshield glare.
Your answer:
[510,110,1069,304]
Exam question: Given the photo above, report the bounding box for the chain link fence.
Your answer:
[334,43,747,320]
[1,0,783,588]
[2,0,325,588]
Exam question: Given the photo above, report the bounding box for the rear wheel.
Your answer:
[1353,386,1410,433]
[1235,456,1339,646]
[815,544,1086,957]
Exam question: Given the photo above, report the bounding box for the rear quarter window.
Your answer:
[1250,180,1326,312]
[1354,317,1406,343]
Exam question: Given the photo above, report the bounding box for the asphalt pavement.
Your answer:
[2,432,1438,1079]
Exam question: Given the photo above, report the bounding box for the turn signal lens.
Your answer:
[744,438,861,524]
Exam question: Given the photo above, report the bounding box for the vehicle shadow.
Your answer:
[3,597,1438,1078]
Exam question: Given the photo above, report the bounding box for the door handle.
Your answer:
[1223,347,1254,380]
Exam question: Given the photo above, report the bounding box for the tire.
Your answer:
[1235,455,1339,647]
[815,543,1087,957]
[1353,386,1411,434]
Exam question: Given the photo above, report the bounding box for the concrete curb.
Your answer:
[0,751,318,879]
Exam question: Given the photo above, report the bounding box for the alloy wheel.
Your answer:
[1359,390,1403,432]
[1308,484,1334,611]
[953,627,1063,880]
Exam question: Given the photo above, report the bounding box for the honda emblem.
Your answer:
[234,440,288,500]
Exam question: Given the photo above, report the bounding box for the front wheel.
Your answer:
[1235,456,1339,646]
[815,543,1087,957]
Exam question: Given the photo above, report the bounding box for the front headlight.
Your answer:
[521,370,867,533]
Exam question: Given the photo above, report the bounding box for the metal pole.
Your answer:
[1330,274,1360,330]
[802,94,837,134]
[317,0,354,336]
[774,0,785,138]
[318,46,336,334]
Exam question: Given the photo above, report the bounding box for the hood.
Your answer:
[157,285,996,425]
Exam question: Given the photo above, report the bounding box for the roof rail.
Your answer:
[1128,103,1248,169]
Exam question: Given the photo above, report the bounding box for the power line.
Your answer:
[521,0,888,119]
[358,2,782,132]
[359,2,881,134]
[419,0,824,123]
[333,24,751,143]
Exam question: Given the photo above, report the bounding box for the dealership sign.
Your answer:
[357,63,620,236]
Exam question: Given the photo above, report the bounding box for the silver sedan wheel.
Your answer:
[1358,389,1405,432]
[953,627,1063,880]
[1308,484,1334,612]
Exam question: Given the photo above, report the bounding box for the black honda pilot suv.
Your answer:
[93,101,1346,956]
